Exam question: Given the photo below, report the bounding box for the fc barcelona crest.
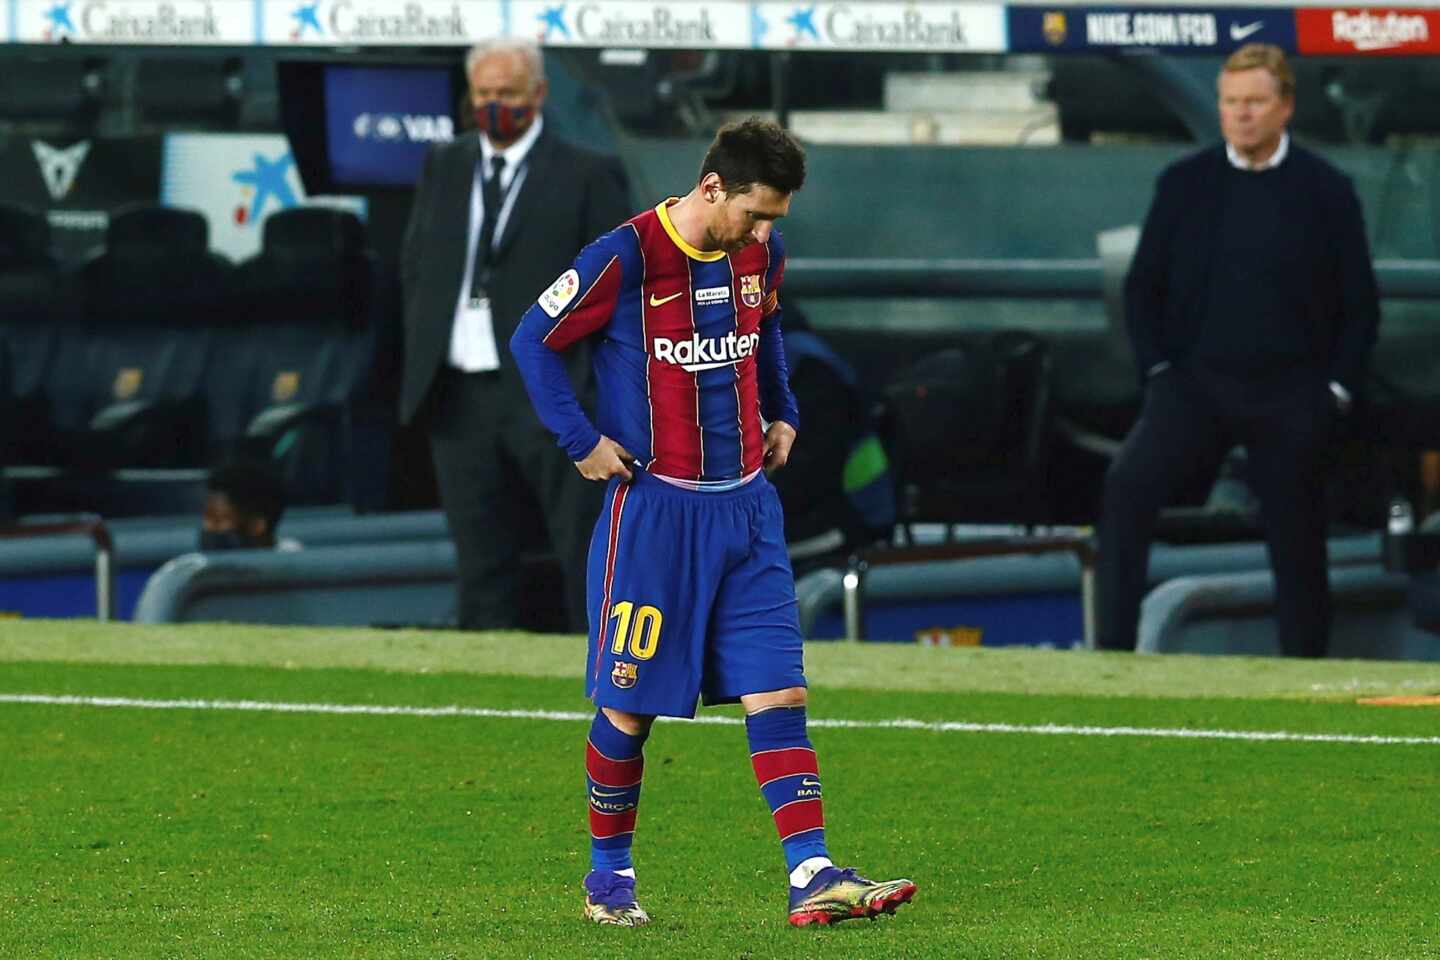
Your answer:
[611,661,639,689]
[113,368,143,400]
[272,371,300,403]
[739,274,763,309]
[1042,11,1067,45]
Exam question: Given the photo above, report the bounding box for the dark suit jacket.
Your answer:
[1124,141,1379,394]
[399,125,631,425]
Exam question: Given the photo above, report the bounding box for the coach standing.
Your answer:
[400,38,631,632]
[1098,44,1379,657]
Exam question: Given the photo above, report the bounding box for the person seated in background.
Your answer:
[200,460,302,552]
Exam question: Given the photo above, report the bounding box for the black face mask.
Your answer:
[198,529,250,552]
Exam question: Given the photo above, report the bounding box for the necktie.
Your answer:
[470,154,506,301]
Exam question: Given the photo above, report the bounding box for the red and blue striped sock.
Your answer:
[586,710,648,872]
[747,705,830,872]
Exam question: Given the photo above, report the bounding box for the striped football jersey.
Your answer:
[511,199,800,484]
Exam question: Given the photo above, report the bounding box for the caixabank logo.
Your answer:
[40,1,77,40]
[269,0,489,44]
[161,133,365,262]
[24,0,250,43]
[518,1,746,48]
[229,149,296,227]
[751,2,1006,52]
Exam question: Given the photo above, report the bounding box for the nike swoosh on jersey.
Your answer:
[591,787,632,798]
[801,778,822,787]
[648,291,685,307]
[1229,21,1263,41]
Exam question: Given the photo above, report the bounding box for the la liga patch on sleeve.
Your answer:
[539,268,581,318]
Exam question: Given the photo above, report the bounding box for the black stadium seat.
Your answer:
[136,56,243,129]
[0,55,103,129]
[234,206,374,329]
[0,201,54,266]
[79,204,233,327]
[216,207,393,506]
[879,331,1054,535]
[0,202,66,464]
[43,205,230,469]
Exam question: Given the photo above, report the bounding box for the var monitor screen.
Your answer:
[280,61,461,193]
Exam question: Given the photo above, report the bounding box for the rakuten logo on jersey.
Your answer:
[652,332,759,372]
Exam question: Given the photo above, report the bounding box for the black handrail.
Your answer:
[784,257,1440,300]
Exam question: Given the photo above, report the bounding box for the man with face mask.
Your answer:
[200,461,301,553]
[400,38,631,633]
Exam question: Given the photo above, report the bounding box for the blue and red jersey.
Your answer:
[510,199,800,484]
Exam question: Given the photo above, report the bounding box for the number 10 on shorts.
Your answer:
[609,601,662,660]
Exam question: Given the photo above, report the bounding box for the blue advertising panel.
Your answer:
[1008,5,1298,54]
[322,64,455,189]
[810,592,1084,648]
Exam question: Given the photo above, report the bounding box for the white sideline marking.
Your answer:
[2,693,1438,747]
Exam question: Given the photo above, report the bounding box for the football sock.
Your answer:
[789,856,834,889]
[746,705,831,875]
[586,710,648,873]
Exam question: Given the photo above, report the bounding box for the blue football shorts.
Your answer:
[584,470,806,718]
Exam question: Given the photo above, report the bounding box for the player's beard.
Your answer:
[713,225,748,254]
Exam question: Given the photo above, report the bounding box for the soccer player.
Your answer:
[509,118,916,927]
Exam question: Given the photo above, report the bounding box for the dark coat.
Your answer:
[1124,141,1379,393]
[398,125,631,424]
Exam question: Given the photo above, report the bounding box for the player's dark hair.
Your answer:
[699,117,806,195]
[208,460,287,531]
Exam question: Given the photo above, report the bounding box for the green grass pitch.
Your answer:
[2,621,1439,958]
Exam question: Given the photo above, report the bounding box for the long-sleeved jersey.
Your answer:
[510,199,800,484]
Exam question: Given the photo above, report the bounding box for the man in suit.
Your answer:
[1098,44,1380,657]
[400,38,631,632]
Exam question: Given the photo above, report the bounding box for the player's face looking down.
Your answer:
[701,174,792,254]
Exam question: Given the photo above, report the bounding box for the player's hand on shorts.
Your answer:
[763,421,796,473]
[577,436,636,482]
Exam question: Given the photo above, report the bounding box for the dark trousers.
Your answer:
[427,368,602,633]
[1097,369,1334,657]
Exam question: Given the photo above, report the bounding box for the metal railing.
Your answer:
[784,257,1440,299]
[842,535,1098,647]
[0,516,116,621]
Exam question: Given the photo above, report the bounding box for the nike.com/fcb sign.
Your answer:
[1008,6,1298,54]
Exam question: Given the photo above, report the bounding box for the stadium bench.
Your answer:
[133,539,457,628]
[1136,564,1440,660]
